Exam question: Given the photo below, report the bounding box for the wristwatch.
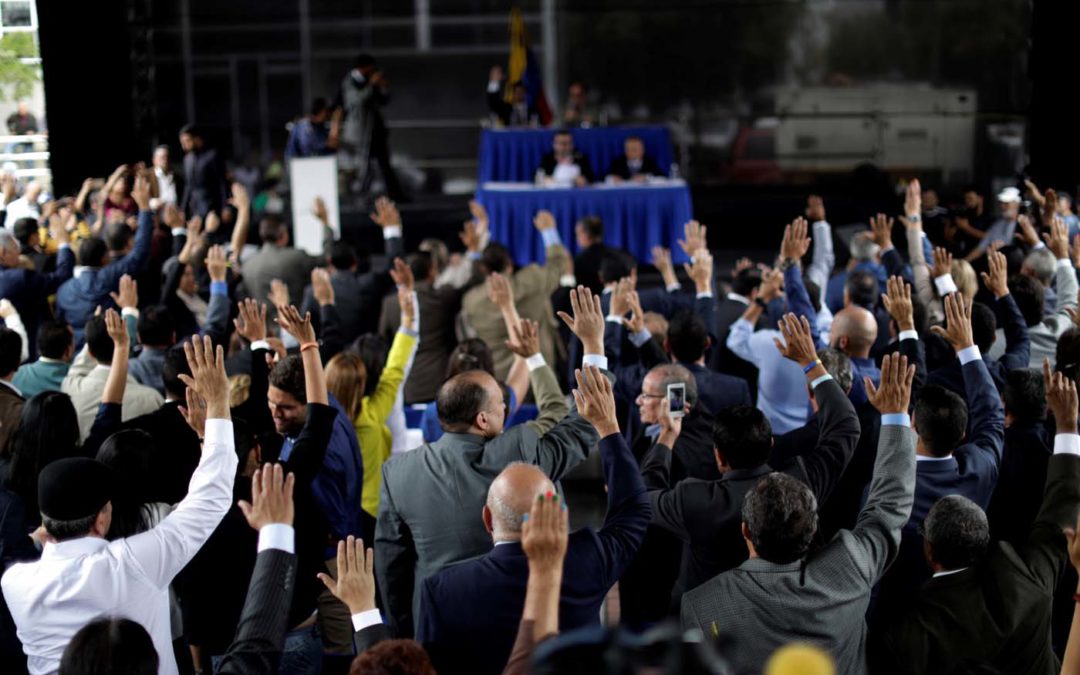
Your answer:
[754,297,769,310]
[907,213,921,222]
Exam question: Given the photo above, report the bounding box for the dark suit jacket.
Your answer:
[926,294,1030,396]
[487,88,539,127]
[121,402,202,505]
[683,362,751,418]
[0,384,24,462]
[644,376,859,600]
[416,434,650,675]
[539,151,595,183]
[215,548,298,675]
[379,280,464,404]
[181,147,228,217]
[872,356,1005,625]
[605,155,662,180]
[573,244,629,295]
[0,247,73,360]
[987,420,1052,544]
[872,453,1080,675]
[708,295,762,400]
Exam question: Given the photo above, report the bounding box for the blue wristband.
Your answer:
[802,359,821,374]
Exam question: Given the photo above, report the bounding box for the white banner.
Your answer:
[289,156,340,255]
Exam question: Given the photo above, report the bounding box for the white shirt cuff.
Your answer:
[898,329,919,342]
[257,523,295,554]
[250,340,271,352]
[1054,433,1080,456]
[486,81,500,93]
[1057,258,1073,269]
[957,345,982,365]
[382,226,402,240]
[582,354,608,371]
[696,292,713,299]
[351,609,383,632]
[665,282,681,293]
[810,373,833,389]
[58,243,71,250]
[605,315,624,324]
[540,228,562,249]
[171,227,187,237]
[121,307,139,319]
[559,274,576,287]
[525,353,546,371]
[629,328,652,348]
[934,274,959,296]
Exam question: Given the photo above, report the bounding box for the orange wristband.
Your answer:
[300,341,319,352]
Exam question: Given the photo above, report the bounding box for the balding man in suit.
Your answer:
[830,304,880,406]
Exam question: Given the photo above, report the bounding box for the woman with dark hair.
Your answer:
[59,618,158,675]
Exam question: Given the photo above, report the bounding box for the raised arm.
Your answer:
[872,213,913,285]
[726,268,783,366]
[274,304,334,483]
[882,276,927,396]
[488,271,530,409]
[854,353,917,583]
[201,245,232,345]
[774,313,860,501]
[506,318,568,436]
[1047,217,1080,319]
[533,210,569,293]
[364,285,420,425]
[779,217,823,348]
[83,309,130,457]
[228,183,251,258]
[981,249,1030,371]
[217,464,298,675]
[121,336,237,589]
[806,196,834,297]
[107,176,155,281]
[930,293,1005,481]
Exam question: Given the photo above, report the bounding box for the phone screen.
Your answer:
[667,382,686,419]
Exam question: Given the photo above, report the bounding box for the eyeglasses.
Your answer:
[637,391,666,400]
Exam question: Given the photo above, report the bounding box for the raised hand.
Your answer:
[651,246,677,287]
[677,220,707,256]
[533,209,556,232]
[805,195,826,223]
[109,274,138,310]
[486,271,514,311]
[205,245,228,283]
[979,249,1009,299]
[275,304,316,345]
[901,179,921,228]
[204,211,221,234]
[316,536,377,615]
[1044,216,1070,260]
[48,213,70,246]
[1015,214,1040,247]
[866,352,915,415]
[268,279,290,308]
[238,463,295,530]
[178,385,208,438]
[684,248,713,294]
[468,199,489,228]
[622,290,645,334]
[556,286,605,354]
[772,313,817,368]
[313,197,329,225]
[929,293,974,353]
[398,284,416,332]
[311,268,335,306]
[521,492,569,575]
[369,196,400,228]
[1043,188,1059,225]
[931,247,953,280]
[233,298,267,343]
[609,277,634,318]
[230,183,250,212]
[505,318,540,358]
[758,267,784,302]
[780,216,811,262]
[870,213,895,251]
[103,308,129,352]
[389,257,414,291]
[572,364,618,437]
[881,276,915,332]
[734,257,754,275]
[1044,357,1079,434]
[177,335,230,420]
[131,175,151,211]
[459,219,484,253]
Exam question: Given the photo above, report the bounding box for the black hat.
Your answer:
[38,458,115,521]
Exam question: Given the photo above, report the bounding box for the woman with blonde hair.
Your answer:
[326,285,418,527]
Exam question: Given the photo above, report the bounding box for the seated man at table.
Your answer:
[538,130,594,188]
[606,136,663,183]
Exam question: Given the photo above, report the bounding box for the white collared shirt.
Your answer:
[726,292,750,306]
[2,419,238,675]
[154,166,177,206]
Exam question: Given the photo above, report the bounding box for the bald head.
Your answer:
[830,305,877,358]
[485,463,555,541]
[436,369,505,437]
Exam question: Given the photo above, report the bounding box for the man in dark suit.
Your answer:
[538,130,594,187]
[872,293,1005,626]
[871,364,1080,675]
[178,124,228,218]
[708,266,764,399]
[605,136,663,183]
[0,223,72,361]
[646,315,859,608]
[572,216,627,295]
[665,311,751,417]
[415,365,649,675]
[485,66,539,127]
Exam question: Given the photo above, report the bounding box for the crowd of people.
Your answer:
[4,125,1080,675]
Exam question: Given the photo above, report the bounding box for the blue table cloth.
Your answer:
[476,181,694,267]
[478,126,675,183]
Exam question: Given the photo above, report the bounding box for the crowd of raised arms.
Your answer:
[5,156,1080,675]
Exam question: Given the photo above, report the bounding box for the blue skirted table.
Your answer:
[478,126,675,183]
[475,181,694,266]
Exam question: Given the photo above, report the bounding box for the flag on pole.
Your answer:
[505,7,553,125]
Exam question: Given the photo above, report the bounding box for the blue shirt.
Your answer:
[285,118,330,160]
[279,394,363,544]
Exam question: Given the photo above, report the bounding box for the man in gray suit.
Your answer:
[681,352,917,675]
[240,210,332,314]
[376,286,608,638]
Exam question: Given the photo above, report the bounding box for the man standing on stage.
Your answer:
[329,53,404,202]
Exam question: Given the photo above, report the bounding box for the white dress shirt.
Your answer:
[726,318,810,434]
[154,167,177,206]
[2,419,238,675]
